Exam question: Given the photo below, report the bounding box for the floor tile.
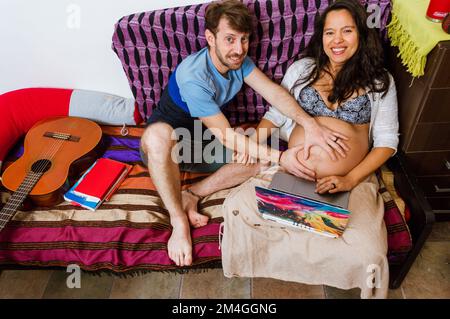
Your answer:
[0,269,53,299]
[428,222,450,241]
[323,286,360,299]
[180,269,250,299]
[42,269,114,299]
[323,286,405,299]
[401,242,450,299]
[110,272,181,299]
[387,288,404,299]
[252,278,324,299]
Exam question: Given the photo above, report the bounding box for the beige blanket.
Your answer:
[221,165,389,299]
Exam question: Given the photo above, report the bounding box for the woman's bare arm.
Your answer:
[250,119,278,143]
[315,147,394,194]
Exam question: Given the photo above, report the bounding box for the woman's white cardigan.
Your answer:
[264,58,399,155]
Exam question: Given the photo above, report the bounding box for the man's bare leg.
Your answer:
[141,122,192,267]
[182,162,265,227]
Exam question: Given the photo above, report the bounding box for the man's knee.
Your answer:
[141,122,176,157]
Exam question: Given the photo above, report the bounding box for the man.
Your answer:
[140,0,348,267]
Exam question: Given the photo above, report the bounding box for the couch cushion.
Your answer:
[378,174,413,264]
[112,0,392,124]
[0,88,71,171]
[0,88,143,172]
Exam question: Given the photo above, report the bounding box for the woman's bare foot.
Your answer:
[181,190,209,228]
[168,216,193,266]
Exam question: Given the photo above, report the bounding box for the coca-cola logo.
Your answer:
[434,11,448,18]
[426,0,450,22]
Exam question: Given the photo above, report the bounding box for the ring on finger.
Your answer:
[331,182,336,189]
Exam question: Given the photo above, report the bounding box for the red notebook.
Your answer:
[73,158,131,202]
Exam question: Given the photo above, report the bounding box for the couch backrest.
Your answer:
[112,0,391,125]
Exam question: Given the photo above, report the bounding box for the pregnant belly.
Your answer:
[288,117,369,178]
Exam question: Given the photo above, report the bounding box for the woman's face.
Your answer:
[322,9,359,69]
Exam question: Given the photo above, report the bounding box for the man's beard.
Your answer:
[215,47,245,70]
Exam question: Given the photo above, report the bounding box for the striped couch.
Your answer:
[0,0,412,287]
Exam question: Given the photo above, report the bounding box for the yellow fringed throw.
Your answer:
[388,0,450,77]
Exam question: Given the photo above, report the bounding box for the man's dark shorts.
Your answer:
[140,90,233,173]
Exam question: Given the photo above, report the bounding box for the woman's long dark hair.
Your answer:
[292,0,390,104]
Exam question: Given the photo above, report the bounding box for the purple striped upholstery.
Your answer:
[112,0,391,124]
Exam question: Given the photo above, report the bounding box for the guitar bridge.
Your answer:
[44,132,80,142]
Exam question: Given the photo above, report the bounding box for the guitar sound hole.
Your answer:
[31,159,52,173]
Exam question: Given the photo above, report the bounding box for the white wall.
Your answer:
[0,0,211,97]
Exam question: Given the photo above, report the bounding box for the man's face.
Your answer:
[207,18,250,73]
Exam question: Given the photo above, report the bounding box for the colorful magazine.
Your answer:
[255,186,350,238]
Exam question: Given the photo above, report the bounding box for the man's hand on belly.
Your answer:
[302,119,350,161]
[280,144,316,181]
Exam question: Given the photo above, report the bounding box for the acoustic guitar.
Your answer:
[0,116,102,232]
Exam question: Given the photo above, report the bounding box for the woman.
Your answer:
[222,0,399,299]
[252,0,398,193]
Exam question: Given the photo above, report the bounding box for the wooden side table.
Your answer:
[388,40,450,222]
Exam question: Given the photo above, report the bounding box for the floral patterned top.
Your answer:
[298,86,371,125]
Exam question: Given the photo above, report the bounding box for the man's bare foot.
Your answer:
[168,217,193,266]
[182,189,209,228]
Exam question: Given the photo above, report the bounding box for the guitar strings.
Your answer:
[1,119,102,230]
[1,120,80,224]
[29,119,79,186]
[35,116,83,175]
[0,129,66,227]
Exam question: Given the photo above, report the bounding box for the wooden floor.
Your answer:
[0,222,449,299]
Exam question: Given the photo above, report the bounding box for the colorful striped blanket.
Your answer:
[0,126,225,272]
[0,125,412,272]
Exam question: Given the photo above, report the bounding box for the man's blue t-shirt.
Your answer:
[167,47,256,117]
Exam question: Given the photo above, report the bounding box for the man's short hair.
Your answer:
[205,0,253,35]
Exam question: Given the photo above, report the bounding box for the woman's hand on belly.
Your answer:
[315,174,358,194]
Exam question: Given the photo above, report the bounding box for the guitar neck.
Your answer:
[0,171,44,232]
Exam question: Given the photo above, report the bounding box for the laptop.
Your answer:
[255,172,351,238]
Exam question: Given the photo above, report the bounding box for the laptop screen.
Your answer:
[255,186,350,238]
